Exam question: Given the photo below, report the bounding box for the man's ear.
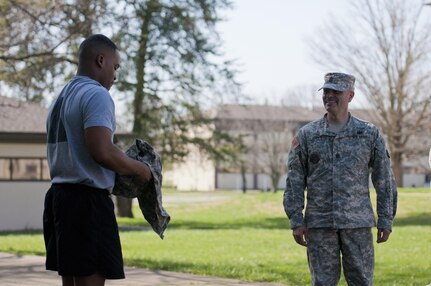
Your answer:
[96,54,104,68]
[349,91,355,102]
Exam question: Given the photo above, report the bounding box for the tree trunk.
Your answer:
[241,164,247,193]
[271,173,280,193]
[391,152,403,187]
[115,196,134,218]
[116,4,154,218]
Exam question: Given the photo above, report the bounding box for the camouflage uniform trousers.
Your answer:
[307,228,374,286]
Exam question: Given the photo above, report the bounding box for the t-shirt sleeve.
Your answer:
[81,87,116,132]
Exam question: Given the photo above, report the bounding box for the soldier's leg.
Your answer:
[307,228,341,286]
[340,228,374,286]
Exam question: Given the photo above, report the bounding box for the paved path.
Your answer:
[0,252,286,286]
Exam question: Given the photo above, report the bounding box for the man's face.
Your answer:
[100,50,120,91]
[322,88,353,114]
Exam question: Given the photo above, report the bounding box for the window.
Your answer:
[0,157,50,181]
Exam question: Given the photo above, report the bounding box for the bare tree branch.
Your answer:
[308,0,431,185]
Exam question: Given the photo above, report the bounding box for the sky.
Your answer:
[218,0,352,105]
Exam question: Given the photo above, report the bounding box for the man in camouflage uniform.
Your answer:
[283,72,397,286]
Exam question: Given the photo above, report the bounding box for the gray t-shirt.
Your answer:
[47,76,116,190]
[327,121,347,133]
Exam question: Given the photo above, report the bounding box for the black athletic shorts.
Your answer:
[43,183,125,279]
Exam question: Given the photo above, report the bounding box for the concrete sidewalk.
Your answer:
[0,252,286,286]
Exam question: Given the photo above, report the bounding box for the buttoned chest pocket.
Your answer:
[337,135,372,166]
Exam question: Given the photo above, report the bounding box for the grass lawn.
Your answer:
[0,188,430,285]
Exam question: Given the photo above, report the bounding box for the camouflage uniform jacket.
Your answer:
[284,114,397,230]
[113,139,170,239]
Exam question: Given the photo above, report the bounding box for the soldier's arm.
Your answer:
[370,131,396,232]
[283,134,307,230]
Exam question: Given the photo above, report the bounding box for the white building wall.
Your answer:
[278,174,287,189]
[0,142,49,230]
[216,173,254,190]
[0,142,46,157]
[172,168,427,191]
[167,147,216,191]
[257,173,270,190]
[0,182,50,231]
[217,173,287,191]
[403,174,426,187]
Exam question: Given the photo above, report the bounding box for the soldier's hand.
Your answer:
[377,228,391,243]
[292,226,308,247]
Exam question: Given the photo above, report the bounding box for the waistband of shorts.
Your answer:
[51,183,109,193]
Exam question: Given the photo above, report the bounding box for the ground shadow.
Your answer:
[119,216,290,232]
[393,212,431,227]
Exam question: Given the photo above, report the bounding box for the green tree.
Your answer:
[111,0,242,216]
[0,0,108,103]
[112,0,239,158]
[0,0,243,217]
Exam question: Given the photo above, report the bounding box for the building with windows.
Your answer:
[167,104,323,191]
[2,97,429,230]
[0,96,50,230]
[0,95,135,230]
[167,104,431,191]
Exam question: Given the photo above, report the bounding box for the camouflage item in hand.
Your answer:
[113,139,170,239]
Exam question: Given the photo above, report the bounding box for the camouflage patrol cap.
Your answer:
[318,72,355,91]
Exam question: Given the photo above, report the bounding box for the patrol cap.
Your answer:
[318,72,355,91]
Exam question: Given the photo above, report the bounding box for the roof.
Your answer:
[0,96,48,133]
[210,104,378,133]
[213,104,376,123]
[213,104,324,122]
[0,96,131,142]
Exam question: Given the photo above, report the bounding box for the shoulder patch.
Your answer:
[291,136,300,149]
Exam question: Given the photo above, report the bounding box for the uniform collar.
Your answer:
[319,113,353,137]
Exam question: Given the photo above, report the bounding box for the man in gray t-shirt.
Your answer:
[44,34,152,286]
[47,75,117,190]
